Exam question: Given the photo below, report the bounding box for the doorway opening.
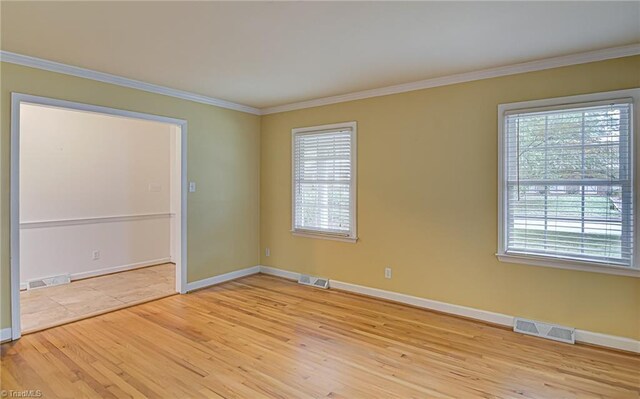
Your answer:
[10,94,187,339]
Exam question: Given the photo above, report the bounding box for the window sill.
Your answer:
[291,230,358,243]
[496,253,640,278]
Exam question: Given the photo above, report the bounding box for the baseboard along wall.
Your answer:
[185,266,261,292]
[6,263,637,353]
[19,257,172,290]
[1,328,12,343]
[256,265,640,353]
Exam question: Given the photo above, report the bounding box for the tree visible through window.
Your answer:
[504,101,633,266]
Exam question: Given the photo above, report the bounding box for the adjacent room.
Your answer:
[1,2,639,398]
[18,102,181,333]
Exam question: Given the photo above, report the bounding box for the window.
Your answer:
[292,122,357,242]
[498,89,640,276]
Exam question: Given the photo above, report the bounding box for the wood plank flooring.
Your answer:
[20,263,176,333]
[2,273,639,398]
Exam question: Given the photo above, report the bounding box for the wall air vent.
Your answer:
[298,274,329,289]
[514,317,575,344]
[27,274,71,290]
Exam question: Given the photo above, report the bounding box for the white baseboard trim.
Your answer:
[20,258,173,290]
[259,265,639,353]
[186,265,261,292]
[72,258,173,281]
[259,265,301,281]
[1,328,12,343]
[575,330,640,353]
[328,279,515,327]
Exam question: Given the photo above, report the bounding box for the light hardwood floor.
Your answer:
[2,273,639,398]
[20,263,176,333]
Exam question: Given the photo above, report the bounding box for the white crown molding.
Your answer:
[0,51,261,115]
[3,45,639,117]
[261,44,640,115]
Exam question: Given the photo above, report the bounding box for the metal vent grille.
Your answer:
[298,274,329,289]
[548,326,574,342]
[514,317,575,344]
[313,278,329,288]
[515,319,539,335]
[27,274,71,290]
[299,275,311,284]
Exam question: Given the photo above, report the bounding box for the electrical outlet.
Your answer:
[265,248,270,257]
[92,250,101,260]
[384,267,392,279]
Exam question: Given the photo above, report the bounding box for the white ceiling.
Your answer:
[2,2,639,109]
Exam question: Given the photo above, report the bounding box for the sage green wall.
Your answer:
[1,62,261,329]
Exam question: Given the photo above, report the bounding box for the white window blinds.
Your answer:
[292,123,356,239]
[504,100,634,267]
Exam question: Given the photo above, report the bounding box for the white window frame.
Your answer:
[497,88,640,278]
[291,121,357,243]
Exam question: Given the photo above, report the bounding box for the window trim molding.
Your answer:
[496,253,640,277]
[497,88,640,277]
[291,121,358,242]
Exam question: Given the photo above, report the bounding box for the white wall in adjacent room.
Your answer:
[19,103,176,285]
